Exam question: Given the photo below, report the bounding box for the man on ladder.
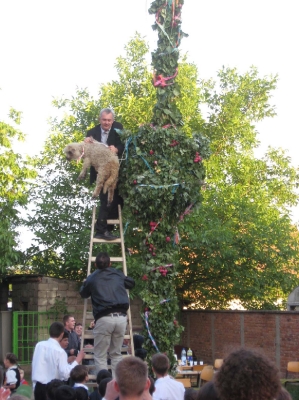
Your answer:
[79,252,135,377]
[86,108,124,241]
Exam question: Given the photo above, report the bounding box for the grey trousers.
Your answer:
[93,314,127,377]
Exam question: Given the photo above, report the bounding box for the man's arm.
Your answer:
[124,276,135,290]
[57,349,85,381]
[79,279,91,299]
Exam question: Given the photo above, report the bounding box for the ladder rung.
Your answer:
[83,346,94,351]
[91,256,123,262]
[83,333,94,339]
[107,219,119,224]
[124,334,132,340]
[84,354,94,359]
[93,237,122,243]
[88,375,97,381]
[86,382,98,388]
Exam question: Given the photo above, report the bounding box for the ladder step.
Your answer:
[84,354,94,360]
[91,256,123,262]
[83,333,94,339]
[107,219,120,224]
[93,237,122,243]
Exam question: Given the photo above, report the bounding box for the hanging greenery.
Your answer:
[119,0,210,369]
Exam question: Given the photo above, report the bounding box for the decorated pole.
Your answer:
[119,0,209,369]
[149,0,187,127]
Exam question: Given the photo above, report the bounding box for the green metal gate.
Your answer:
[12,311,63,364]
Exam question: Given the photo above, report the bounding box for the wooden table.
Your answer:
[176,367,201,387]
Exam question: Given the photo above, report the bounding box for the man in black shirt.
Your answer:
[79,252,135,377]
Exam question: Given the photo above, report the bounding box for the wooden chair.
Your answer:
[175,378,192,388]
[214,358,223,370]
[199,365,214,387]
[193,364,208,372]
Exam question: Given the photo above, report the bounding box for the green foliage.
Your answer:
[176,67,299,310]
[0,108,36,275]
[116,0,208,366]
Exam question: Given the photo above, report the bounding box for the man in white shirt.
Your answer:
[32,321,85,400]
[152,353,184,400]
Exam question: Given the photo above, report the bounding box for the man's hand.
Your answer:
[109,145,118,154]
[75,349,85,364]
[0,388,11,400]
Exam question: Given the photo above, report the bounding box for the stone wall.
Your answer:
[5,275,143,330]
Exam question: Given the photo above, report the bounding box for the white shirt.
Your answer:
[153,375,185,400]
[32,337,78,385]
[101,128,110,145]
[5,366,18,385]
[74,383,89,391]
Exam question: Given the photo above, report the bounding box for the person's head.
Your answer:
[74,387,89,400]
[95,252,110,270]
[46,379,65,400]
[75,323,83,337]
[4,353,18,368]
[184,388,198,400]
[70,365,89,384]
[63,315,76,331]
[96,369,112,385]
[18,368,24,380]
[215,348,281,400]
[277,387,292,400]
[49,322,65,339]
[99,108,115,132]
[115,356,149,397]
[99,377,112,397]
[54,385,77,400]
[196,381,220,400]
[60,331,69,349]
[152,353,169,377]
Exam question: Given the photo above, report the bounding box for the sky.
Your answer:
[1,0,299,216]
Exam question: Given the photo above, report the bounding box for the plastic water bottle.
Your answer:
[187,348,193,365]
[181,348,187,366]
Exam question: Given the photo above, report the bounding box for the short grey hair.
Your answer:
[100,108,115,119]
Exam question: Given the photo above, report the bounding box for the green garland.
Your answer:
[119,0,209,370]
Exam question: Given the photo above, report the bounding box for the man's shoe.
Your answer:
[94,231,119,241]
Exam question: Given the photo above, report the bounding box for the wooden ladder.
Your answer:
[80,205,135,384]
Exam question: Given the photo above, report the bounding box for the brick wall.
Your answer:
[180,310,299,376]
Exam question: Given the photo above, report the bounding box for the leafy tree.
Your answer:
[177,67,299,310]
[0,107,36,275]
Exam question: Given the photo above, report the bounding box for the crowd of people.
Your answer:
[1,345,295,400]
